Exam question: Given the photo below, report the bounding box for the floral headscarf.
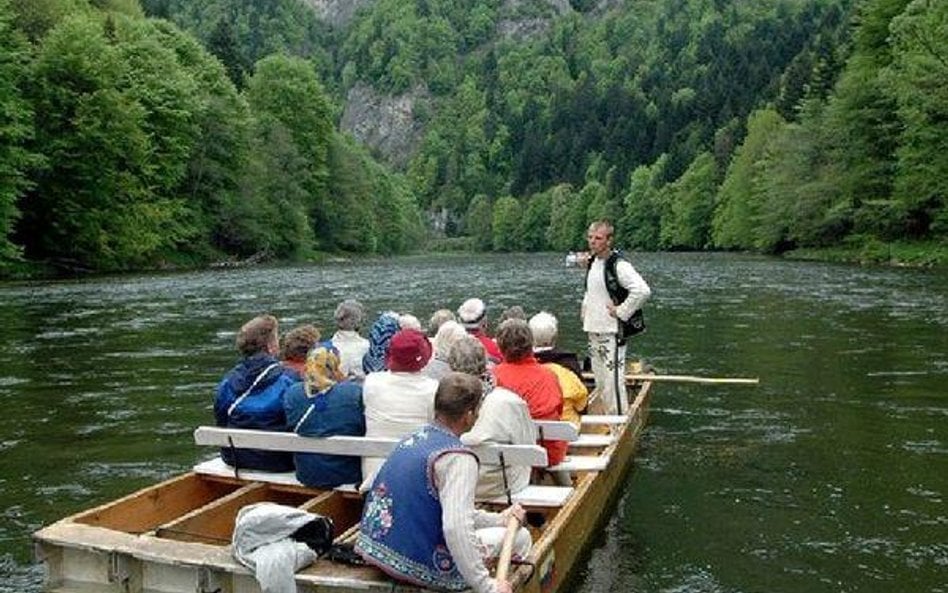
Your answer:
[362,312,400,374]
[304,345,345,398]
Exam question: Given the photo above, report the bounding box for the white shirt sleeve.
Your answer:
[614,259,651,321]
[435,452,503,593]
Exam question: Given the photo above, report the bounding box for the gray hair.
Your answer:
[334,299,364,331]
[428,309,456,337]
[433,320,468,361]
[398,313,422,331]
[499,305,526,324]
[528,311,558,348]
[447,335,487,377]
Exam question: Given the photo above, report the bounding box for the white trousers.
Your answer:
[476,525,533,563]
[588,332,627,415]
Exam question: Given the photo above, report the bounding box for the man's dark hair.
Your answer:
[496,318,533,362]
[236,314,279,357]
[435,372,482,421]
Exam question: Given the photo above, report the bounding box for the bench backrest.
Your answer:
[194,426,548,467]
[533,420,580,442]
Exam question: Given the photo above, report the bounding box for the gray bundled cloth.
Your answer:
[232,502,324,593]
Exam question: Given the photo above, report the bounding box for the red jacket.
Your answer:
[493,357,567,466]
[469,329,503,362]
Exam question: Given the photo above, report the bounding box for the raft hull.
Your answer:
[34,380,652,593]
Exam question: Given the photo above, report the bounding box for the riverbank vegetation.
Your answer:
[0,0,944,277]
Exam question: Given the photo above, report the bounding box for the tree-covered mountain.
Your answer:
[1,0,944,275]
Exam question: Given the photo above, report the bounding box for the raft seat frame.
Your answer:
[191,425,612,508]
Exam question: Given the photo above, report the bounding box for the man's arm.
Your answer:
[614,259,651,321]
[436,452,505,593]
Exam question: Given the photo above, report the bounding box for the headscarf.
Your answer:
[304,345,345,398]
[362,312,400,374]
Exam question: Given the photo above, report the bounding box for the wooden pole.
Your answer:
[495,515,521,583]
[581,372,759,385]
[627,374,759,385]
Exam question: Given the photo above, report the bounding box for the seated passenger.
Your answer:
[529,312,588,428]
[331,299,370,381]
[529,311,583,378]
[214,314,295,471]
[452,336,536,499]
[398,313,423,331]
[284,345,365,488]
[357,373,531,593]
[458,297,503,363]
[492,319,567,468]
[423,320,468,381]
[361,329,438,490]
[280,324,321,382]
[427,308,456,337]
[498,305,526,324]
[361,312,400,374]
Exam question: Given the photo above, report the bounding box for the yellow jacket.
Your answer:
[544,363,589,428]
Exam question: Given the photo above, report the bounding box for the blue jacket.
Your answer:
[214,354,295,471]
[284,380,365,488]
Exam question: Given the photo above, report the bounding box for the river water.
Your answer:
[0,252,945,592]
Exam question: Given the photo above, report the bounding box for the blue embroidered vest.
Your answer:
[356,424,474,591]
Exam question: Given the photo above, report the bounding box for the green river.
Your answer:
[0,252,945,592]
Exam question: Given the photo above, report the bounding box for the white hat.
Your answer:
[457,298,486,329]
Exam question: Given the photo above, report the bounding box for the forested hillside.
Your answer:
[1,0,944,276]
[0,0,422,275]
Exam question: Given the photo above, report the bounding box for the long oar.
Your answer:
[582,372,759,385]
[627,374,759,385]
[495,515,521,583]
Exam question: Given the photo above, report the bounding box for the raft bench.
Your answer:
[192,426,573,508]
[533,420,617,472]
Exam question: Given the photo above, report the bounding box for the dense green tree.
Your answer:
[517,190,552,251]
[22,14,198,270]
[659,151,718,249]
[9,0,84,42]
[244,54,333,246]
[140,0,336,88]
[370,167,425,255]
[620,156,668,250]
[491,195,522,251]
[146,19,255,260]
[757,107,844,251]
[546,183,582,251]
[465,194,493,251]
[712,109,787,249]
[0,0,36,266]
[884,0,948,236]
[324,135,380,253]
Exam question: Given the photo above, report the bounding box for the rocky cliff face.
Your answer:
[339,83,430,169]
[497,0,573,40]
[328,0,578,168]
[301,0,376,28]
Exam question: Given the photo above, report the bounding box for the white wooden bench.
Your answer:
[533,420,616,449]
[193,426,572,507]
[580,415,628,426]
[194,426,547,467]
[532,419,616,472]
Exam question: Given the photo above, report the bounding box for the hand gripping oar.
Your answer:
[495,514,521,583]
